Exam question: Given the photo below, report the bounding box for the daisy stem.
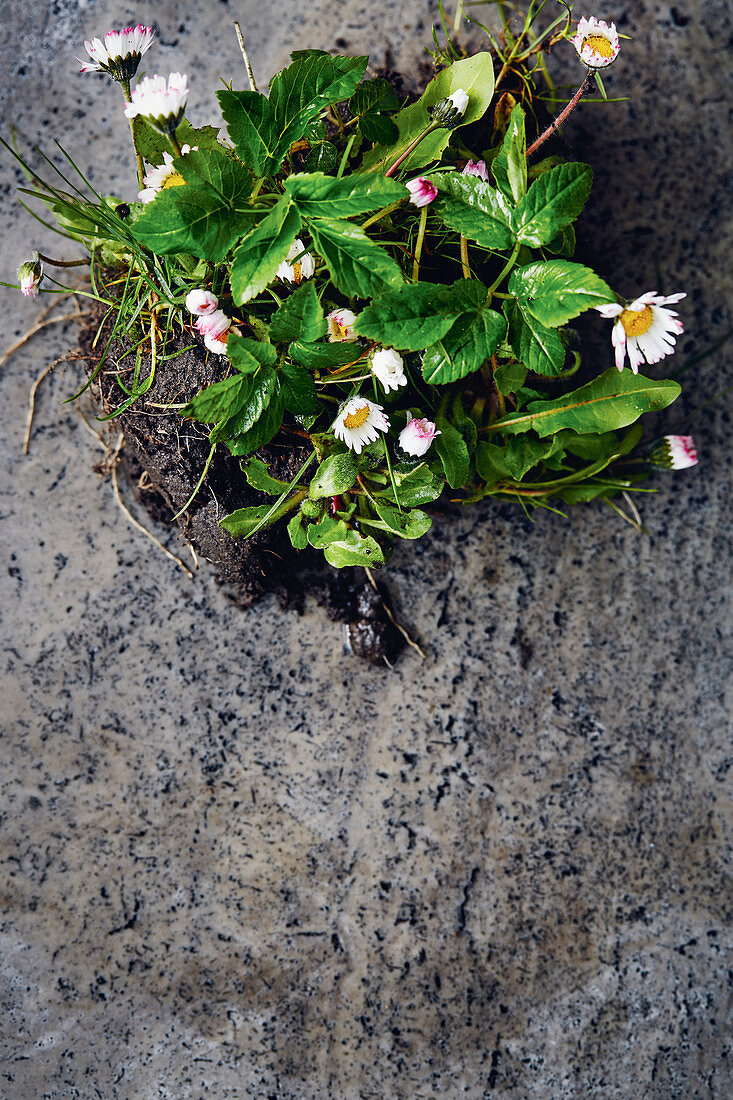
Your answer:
[412,206,429,282]
[168,130,183,157]
[120,81,145,190]
[526,73,596,157]
[486,241,521,300]
[385,121,441,178]
[460,235,470,279]
[37,253,88,268]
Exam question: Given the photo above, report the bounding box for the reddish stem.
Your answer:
[525,74,595,158]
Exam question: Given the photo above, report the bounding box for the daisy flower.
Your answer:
[406,177,438,208]
[185,288,218,316]
[276,239,316,285]
[399,417,440,458]
[326,308,358,342]
[17,253,43,299]
[462,159,489,181]
[370,347,407,393]
[124,73,189,134]
[333,398,390,454]
[652,435,699,470]
[195,309,231,340]
[595,291,685,373]
[571,17,620,69]
[138,144,195,203]
[78,25,155,83]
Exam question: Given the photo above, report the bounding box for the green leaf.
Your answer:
[181,373,251,424]
[350,77,400,120]
[360,113,399,145]
[491,105,527,204]
[323,529,386,567]
[134,119,222,165]
[228,333,278,373]
[380,462,443,506]
[289,340,365,370]
[287,512,309,549]
[309,452,359,498]
[270,281,326,344]
[354,283,467,351]
[223,365,277,436]
[433,416,470,488]
[505,299,566,377]
[279,361,318,416]
[304,142,340,173]
[422,281,505,384]
[284,172,406,218]
[476,435,568,483]
[220,492,302,538]
[509,260,615,327]
[308,218,404,298]
[241,456,294,494]
[270,53,368,159]
[217,90,279,176]
[512,163,592,248]
[230,197,302,304]
[130,148,253,261]
[360,53,496,173]
[432,174,514,249]
[370,500,432,539]
[493,359,527,395]
[490,368,681,437]
[224,386,285,456]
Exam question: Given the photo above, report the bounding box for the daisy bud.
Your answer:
[78,24,155,84]
[406,177,438,208]
[276,239,316,285]
[571,17,620,69]
[651,435,699,471]
[430,88,470,128]
[186,288,218,316]
[326,309,358,343]
[333,398,390,455]
[195,309,231,339]
[370,347,407,394]
[124,73,189,136]
[204,326,240,357]
[462,159,489,181]
[398,417,440,458]
[17,252,43,299]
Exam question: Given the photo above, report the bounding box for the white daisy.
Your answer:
[78,25,155,83]
[571,17,620,69]
[326,308,358,343]
[333,398,390,454]
[596,291,685,373]
[138,144,195,203]
[370,347,407,393]
[276,239,316,285]
[652,435,698,470]
[124,73,189,134]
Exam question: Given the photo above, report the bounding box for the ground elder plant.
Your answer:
[6,5,698,574]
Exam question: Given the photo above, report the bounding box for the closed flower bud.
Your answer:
[370,347,407,393]
[405,177,438,208]
[430,87,470,128]
[17,252,43,299]
[399,417,440,458]
[185,288,218,316]
[651,435,698,470]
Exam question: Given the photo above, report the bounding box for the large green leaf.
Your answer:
[489,368,681,437]
[224,385,286,456]
[309,452,359,499]
[217,90,281,176]
[380,462,443,506]
[367,500,432,539]
[307,217,404,298]
[270,52,368,156]
[505,299,566,377]
[512,163,592,248]
[270,281,325,344]
[354,282,467,350]
[230,198,302,304]
[491,105,527,204]
[279,361,318,416]
[350,77,400,145]
[323,530,386,567]
[508,260,615,326]
[228,334,278,373]
[133,119,222,165]
[289,340,365,370]
[284,172,406,218]
[422,281,505,384]
[360,53,496,174]
[432,174,514,249]
[130,148,253,261]
[222,365,278,436]
[181,373,251,424]
[433,416,470,488]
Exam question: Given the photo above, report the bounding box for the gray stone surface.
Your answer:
[1,2,731,1098]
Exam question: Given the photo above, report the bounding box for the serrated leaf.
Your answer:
[491,105,526,204]
[433,416,470,488]
[223,365,277,436]
[230,197,301,304]
[354,283,466,350]
[350,77,400,119]
[432,174,514,249]
[307,217,404,298]
[504,298,566,377]
[228,333,278,373]
[512,163,592,247]
[270,281,325,344]
[270,53,368,157]
[181,373,251,424]
[489,368,681,437]
[217,89,280,176]
[134,119,222,165]
[289,340,365,370]
[421,282,505,384]
[360,113,399,145]
[304,141,340,173]
[224,386,285,456]
[285,172,406,218]
[130,148,253,261]
[279,361,318,416]
[360,53,496,174]
[309,452,359,498]
[509,260,615,326]
[476,435,568,483]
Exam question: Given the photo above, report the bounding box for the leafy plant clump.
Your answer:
[6,5,697,572]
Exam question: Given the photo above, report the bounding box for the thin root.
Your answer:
[23,352,74,454]
[364,567,427,660]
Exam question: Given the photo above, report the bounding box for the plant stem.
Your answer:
[233,21,258,91]
[460,235,470,279]
[385,121,441,177]
[486,241,520,300]
[337,134,357,179]
[37,252,88,268]
[120,81,145,189]
[412,205,428,282]
[526,73,595,157]
[453,0,464,35]
[168,130,183,157]
[360,200,404,231]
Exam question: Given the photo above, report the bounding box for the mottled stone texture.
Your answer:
[1,2,731,1098]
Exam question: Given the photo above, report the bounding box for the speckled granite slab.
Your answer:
[1,2,731,1097]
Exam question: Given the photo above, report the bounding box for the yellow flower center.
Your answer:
[583,34,615,59]
[161,171,186,190]
[620,305,654,338]
[292,261,303,285]
[343,405,370,429]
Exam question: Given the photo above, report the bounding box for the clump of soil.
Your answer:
[78,308,404,664]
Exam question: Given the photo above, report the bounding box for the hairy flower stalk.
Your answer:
[385,89,470,177]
